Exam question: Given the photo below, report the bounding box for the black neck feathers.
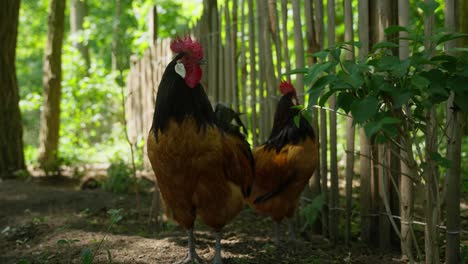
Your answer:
[151,54,214,139]
[264,93,315,152]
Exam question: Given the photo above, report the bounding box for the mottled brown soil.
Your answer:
[0,178,404,264]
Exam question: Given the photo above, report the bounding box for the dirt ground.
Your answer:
[0,177,405,264]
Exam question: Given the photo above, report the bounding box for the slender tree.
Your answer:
[0,0,25,179]
[38,0,66,172]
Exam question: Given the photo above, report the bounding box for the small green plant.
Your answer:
[79,208,123,264]
[300,193,325,232]
[57,238,80,263]
[103,160,135,194]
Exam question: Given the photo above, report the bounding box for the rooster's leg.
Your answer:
[176,228,202,264]
[274,221,281,246]
[211,231,223,264]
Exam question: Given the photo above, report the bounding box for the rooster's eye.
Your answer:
[175,60,186,78]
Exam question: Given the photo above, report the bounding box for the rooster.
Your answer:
[147,36,253,264]
[247,80,318,246]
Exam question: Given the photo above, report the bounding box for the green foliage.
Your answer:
[300,193,325,232]
[17,0,200,167]
[103,161,135,194]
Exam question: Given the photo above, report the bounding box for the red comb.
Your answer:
[170,36,204,61]
[279,80,296,95]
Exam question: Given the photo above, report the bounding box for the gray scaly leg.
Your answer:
[175,228,202,264]
[211,231,223,264]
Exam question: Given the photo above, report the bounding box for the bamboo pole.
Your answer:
[280,0,291,81]
[292,0,305,103]
[248,0,258,146]
[343,0,355,246]
[327,0,339,244]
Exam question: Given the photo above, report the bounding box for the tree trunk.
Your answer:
[38,0,66,172]
[327,0,339,244]
[148,5,158,45]
[70,0,90,70]
[343,0,355,246]
[0,0,25,179]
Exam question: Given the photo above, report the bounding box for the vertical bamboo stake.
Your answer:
[358,0,373,245]
[398,0,414,261]
[262,0,276,135]
[231,0,239,112]
[248,0,258,146]
[281,0,291,81]
[240,0,248,126]
[292,0,305,103]
[224,5,233,107]
[444,1,463,263]
[256,0,267,142]
[304,0,322,235]
[327,0,339,244]
[314,0,328,238]
[268,0,283,80]
[423,1,440,262]
[343,0,355,246]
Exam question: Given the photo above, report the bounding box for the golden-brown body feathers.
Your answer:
[147,117,252,231]
[248,137,318,222]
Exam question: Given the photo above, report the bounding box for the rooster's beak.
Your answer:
[198,59,207,65]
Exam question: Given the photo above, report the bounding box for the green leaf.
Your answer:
[384,25,409,35]
[81,248,94,264]
[350,96,379,123]
[302,109,314,126]
[108,208,123,224]
[364,121,381,139]
[293,115,300,128]
[283,68,309,76]
[57,239,69,246]
[343,71,364,89]
[304,61,336,86]
[376,56,401,71]
[435,32,468,46]
[307,75,337,105]
[392,91,412,108]
[411,74,430,89]
[319,90,336,106]
[337,92,355,113]
[417,0,440,17]
[330,48,341,62]
[372,41,399,51]
[312,50,330,60]
[430,152,452,169]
